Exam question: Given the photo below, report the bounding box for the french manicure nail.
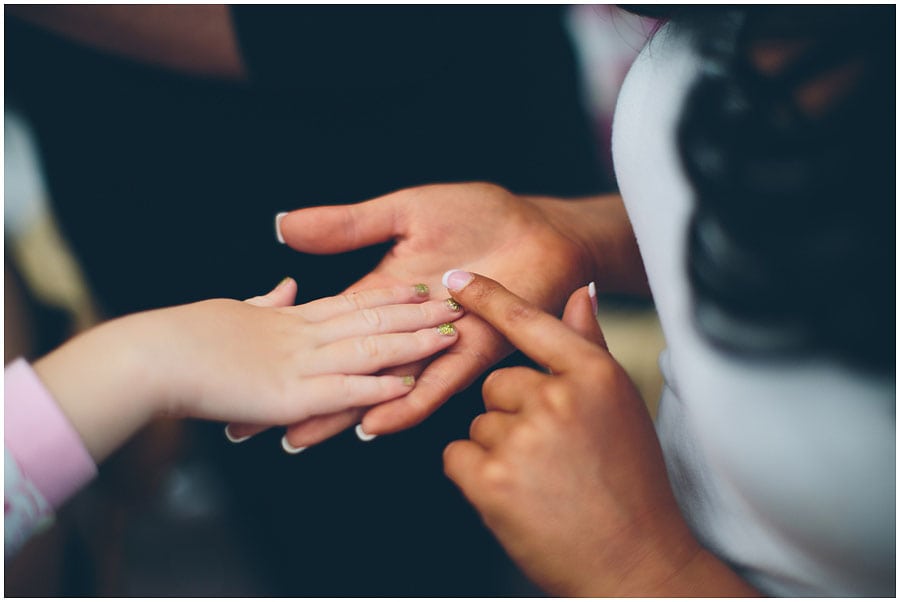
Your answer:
[442,269,474,292]
[281,435,307,454]
[355,424,377,442]
[225,425,251,444]
[588,281,598,317]
[275,212,288,244]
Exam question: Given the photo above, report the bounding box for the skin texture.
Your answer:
[440,272,759,597]
[273,182,650,447]
[32,278,461,464]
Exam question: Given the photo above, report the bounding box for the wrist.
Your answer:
[32,310,170,463]
[531,193,650,298]
[602,524,759,597]
[644,546,760,597]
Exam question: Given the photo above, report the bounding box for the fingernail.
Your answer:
[225,425,251,444]
[436,323,457,336]
[275,212,288,244]
[413,283,430,297]
[276,276,292,290]
[402,375,416,387]
[442,269,474,292]
[355,424,377,442]
[588,281,598,317]
[445,298,462,312]
[281,435,307,454]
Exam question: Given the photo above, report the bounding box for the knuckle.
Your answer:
[407,371,453,413]
[337,292,362,312]
[501,299,540,326]
[536,380,577,419]
[465,343,496,372]
[585,355,620,389]
[470,181,505,198]
[508,419,541,449]
[468,413,487,439]
[479,457,513,492]
[357,335,381,359]
[360,307,383,329]
[337,374,358,401]
[481,369,505,397]
[442,444,459,476]
[418,302,435,323]
[340,205,361,247]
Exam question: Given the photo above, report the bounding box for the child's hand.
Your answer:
[157,277,462,427]
[440,272,756,596]
[34,278,462,462]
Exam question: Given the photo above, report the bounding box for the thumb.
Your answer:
[244,277,298,308]
[276,194,401,254]
[560,282,608,351]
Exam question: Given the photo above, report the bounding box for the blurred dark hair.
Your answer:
[628,6,895,373]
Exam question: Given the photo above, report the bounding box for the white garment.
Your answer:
[612,24,895,597]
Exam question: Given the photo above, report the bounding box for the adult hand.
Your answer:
[276,183,645,446]
[440,271,756,596]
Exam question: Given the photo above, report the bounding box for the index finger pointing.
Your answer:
[442,270,599,374]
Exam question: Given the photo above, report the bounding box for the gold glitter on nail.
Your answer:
[414,283,430,297]
[445,298,462,312]
[437,323,457,336]
[402,375,415,386]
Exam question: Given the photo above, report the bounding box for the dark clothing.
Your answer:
[7,7,608,595]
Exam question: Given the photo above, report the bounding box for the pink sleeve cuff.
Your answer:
[5,358,97,509]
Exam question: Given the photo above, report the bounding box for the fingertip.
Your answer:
[281,434,307,454]
[442,269,475,292]
[275,211,289,244]
[561,283,608,350]
[274,276,296,294]
[445,297,463,313]
[442,438,463,462]
[441,439,486,489]
[225,424,252,444]
[436,322,458,337]
[355,423,377,442]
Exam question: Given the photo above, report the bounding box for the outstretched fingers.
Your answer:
[296,283,435,322]
[307,325,459,375]
[310,296,463,344]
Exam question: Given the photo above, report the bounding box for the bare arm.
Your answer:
[8,5,246,80]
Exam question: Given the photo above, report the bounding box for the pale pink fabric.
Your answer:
[5,358,97,508]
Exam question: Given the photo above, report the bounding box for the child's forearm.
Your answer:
[32,309,169,464]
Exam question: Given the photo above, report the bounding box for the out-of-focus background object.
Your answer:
[4,6,662,595]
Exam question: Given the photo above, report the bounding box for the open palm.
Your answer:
[276,182,595,444]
